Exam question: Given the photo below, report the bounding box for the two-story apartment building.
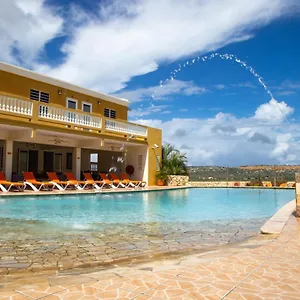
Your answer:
[0,62,162,185]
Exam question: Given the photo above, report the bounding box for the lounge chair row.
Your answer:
[0,171,146,193]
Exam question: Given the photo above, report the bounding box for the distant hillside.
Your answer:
[187,166,297,182]
[239,165,300,170]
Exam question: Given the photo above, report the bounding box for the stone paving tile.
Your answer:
[47,286,141,299]
[0,292,31,300]
[14,282,91,299]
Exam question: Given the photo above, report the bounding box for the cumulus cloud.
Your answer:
[136,100,299,166]
[254,98,294,123]
[9,0,296,93]
[0,0,63,65]
[211,124,237,134]
[248,132,273,144]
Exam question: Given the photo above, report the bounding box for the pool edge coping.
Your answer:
[0,185,294,198]
[260,199,295,234]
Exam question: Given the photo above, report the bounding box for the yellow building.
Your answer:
[0,62,162,185]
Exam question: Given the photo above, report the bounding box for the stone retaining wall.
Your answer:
[167,175,189,186]
[188,181,250,187]
[188,181,295,188]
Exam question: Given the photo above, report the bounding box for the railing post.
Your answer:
[102,118,106,132]
[295,173,300,217]
[30,101,38,120]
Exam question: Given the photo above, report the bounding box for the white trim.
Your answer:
[82,101,92,113]
[0,61,130,107]
[66,97,78,109]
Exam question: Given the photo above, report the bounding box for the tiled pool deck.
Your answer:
[0,209,299,299]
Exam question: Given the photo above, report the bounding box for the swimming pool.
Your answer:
[0,188,294,273]
[0,188,294,227]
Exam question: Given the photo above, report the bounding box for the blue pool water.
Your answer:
[0,188,294,227]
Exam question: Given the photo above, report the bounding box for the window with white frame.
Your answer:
[82,102,92,113]
[90,153,98,171]
[30,89,50,103]
[104,108,116,119]
[67,98,77,109]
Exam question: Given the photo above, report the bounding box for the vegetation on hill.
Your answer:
[187,166,297,183]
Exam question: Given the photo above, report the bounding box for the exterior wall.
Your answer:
[146,127,162,186]
[0,69,128,120]
[125,146,148,182]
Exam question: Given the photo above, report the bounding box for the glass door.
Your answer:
[18,150,29,174]
[54,153,62,173]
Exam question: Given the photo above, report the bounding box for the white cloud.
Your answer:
[215,84,226,90]
[129,104,170,118]
[136,100,299,166]
[0,0,63,65]
[24,0,300,93]
[254,98,294,123]
[273,80,300,97]
[277,90,297,96]
[231,82,257,89]
[115,79,206,103]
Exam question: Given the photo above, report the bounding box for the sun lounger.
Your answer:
[120,173,146,187]
[65,172,94,190]
[99,173,118,188]
[83,173,112,189]
[23,172,54,192]
[47,172,78,190]
[263,181,272,187]
[110,173,135,188]
[0,172,24,192]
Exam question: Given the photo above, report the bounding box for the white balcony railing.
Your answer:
[0,95,33,116]
[39,104,102,129]
[105,119,147,137]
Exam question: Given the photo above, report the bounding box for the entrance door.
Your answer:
[54,153,62,173]
[28,150,39,173]
[43,151,54,172]
[18,150,29,174]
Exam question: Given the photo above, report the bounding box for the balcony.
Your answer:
[105,119,147,137]
[0,92,148,139]
[38,104,102,129]
[0,94,33,116]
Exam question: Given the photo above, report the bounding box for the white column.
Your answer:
[72,147,81,180]
[4,140,13,181]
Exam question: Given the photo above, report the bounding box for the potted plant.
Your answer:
[156,169,167,186]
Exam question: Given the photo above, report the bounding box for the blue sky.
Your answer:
[1,0,300,166]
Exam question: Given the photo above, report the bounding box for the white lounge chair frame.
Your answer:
[0,182,24,192]
[24,182,53,192]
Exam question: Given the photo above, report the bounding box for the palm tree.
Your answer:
[161,144,188,176]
